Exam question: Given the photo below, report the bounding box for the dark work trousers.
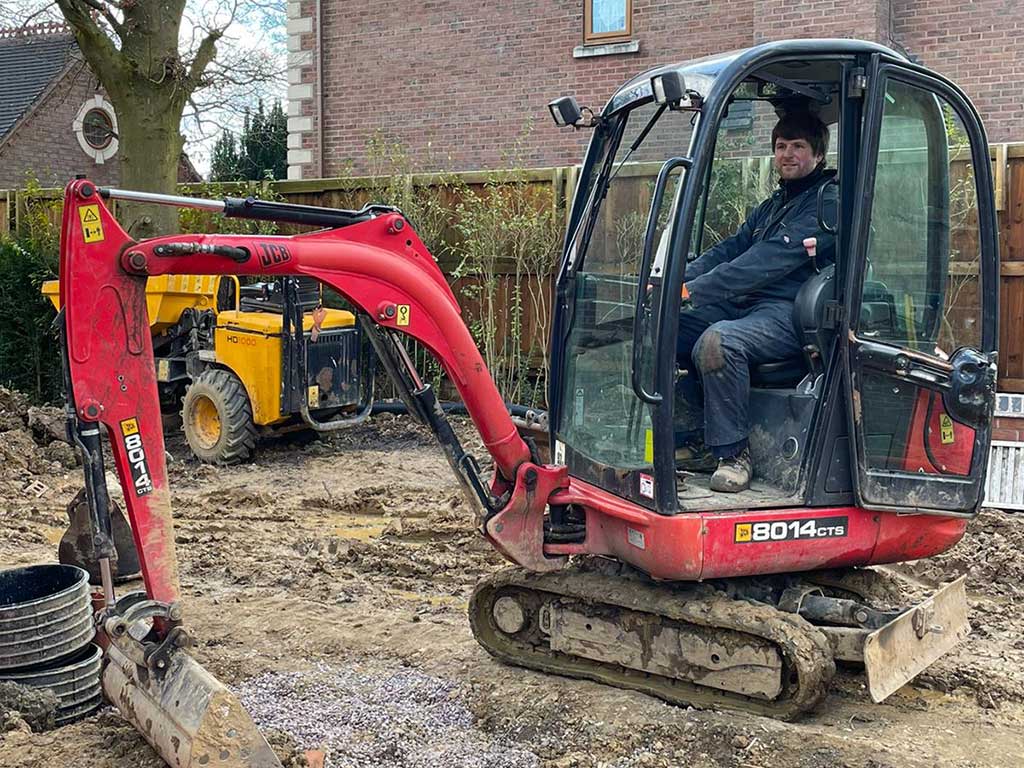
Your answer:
[675,299,802,455]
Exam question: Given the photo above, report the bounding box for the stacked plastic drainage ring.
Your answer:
[0,564,103,725]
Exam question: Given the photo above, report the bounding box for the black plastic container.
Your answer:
[0,643,103,724]
[0,564,94,670]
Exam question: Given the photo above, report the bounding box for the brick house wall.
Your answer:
[0,61,120,189]
[894,2,1024,145]
[288,0,1024,180]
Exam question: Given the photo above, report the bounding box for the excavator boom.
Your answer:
[59,179,565,768]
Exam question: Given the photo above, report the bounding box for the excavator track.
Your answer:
[469,562,835,720]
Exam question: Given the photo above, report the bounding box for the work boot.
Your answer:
[674,441,717,472]
[710,448,752,493]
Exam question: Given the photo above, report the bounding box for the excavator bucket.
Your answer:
[58,488,141,584]
[103,632,280,767]
[59,180,281,767]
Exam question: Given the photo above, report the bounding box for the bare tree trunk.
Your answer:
[55,0,219,237]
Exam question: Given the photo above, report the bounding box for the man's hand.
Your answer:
[680,282,693,309]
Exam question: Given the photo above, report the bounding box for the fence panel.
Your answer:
[3,146,1023,389]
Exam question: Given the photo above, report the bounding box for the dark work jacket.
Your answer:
[684,167,838,308]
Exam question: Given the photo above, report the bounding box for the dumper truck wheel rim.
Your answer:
[190,395,222,449]
[181,369,258,464]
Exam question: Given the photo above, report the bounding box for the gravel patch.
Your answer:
[236,662,541,768]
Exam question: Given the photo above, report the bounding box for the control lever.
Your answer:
[803,237,819,273]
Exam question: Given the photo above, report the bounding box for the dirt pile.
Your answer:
[0,387,77,484]
[0,387,81,564]
[0,681,58,734]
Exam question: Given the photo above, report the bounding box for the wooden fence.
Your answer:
[3,145,1023,392]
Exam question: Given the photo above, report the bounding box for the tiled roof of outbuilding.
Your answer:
[0,24,78,140]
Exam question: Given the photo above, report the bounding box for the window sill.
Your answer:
[573,40,640,58]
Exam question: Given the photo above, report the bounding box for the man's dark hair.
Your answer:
[772,112,829,158]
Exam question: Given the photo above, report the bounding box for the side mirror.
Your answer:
[651,71,686,109]
[548,96,582,128]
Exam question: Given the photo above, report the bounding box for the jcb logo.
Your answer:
[257,243,292,268]
[119,418,154,497]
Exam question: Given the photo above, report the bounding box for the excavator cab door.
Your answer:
[843,55,999,514]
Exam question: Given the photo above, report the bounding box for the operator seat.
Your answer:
[749,264,836,388]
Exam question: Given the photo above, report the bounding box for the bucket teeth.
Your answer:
[104,641,282,767]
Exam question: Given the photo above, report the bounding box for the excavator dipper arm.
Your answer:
[59,179,568,768]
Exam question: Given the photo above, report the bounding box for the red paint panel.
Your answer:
[902,390,974,476]
[699,507,880,579]
[869,513,968,564]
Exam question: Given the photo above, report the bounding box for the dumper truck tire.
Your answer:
[181,369,257,464]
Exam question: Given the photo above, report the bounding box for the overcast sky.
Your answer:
[1,0,288,176]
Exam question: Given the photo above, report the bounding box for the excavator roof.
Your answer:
[603,38,906,117]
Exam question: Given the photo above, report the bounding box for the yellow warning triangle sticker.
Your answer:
[82,209,99,222]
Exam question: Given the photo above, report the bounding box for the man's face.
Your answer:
[774,136,823,181]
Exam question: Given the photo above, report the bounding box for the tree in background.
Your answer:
[211,100,288,182]
[0,1,283,235]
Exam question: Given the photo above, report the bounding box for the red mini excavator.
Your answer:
[58,40,998,768]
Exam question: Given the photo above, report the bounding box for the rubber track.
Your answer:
[469,564,836,720]
[183,368,257,464]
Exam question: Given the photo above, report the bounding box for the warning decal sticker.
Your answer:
[939,414,956,445]
[78,205,105,243]
[119,418,154,497]
[396,305,411,326]
[734,516,848,544]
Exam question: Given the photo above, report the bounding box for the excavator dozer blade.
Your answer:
[103,640,282,767]
[863,575,970,703]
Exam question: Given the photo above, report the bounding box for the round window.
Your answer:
[82,108,114,149]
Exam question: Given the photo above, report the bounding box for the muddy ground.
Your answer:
[1,390,1023,767]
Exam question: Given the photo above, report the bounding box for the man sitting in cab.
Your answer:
[675,111,837,493]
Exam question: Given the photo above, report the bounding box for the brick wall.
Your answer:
[994,416,1024,442]
[296,0,754,178]
[893,1,1024,143]
[0,60,120,189]
[296,1,1023,178]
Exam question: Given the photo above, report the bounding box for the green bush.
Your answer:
[0,182,62,403]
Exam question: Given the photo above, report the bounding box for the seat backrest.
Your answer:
[791,263,836,362]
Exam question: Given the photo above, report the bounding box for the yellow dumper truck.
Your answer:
[44,275,371,463]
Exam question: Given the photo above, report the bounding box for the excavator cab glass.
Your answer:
[549,41,998,516]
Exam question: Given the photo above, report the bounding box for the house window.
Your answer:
[73,95,119,165]
[584,0,632,44]
[82,109,114,150]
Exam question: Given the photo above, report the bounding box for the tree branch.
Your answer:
[76,0,126,39]
[186,28,222,96]
[54,0,125,85]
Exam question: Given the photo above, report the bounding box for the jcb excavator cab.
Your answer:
[548,39,998,520]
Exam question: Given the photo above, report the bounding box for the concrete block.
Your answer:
[288,83,315,101]
[288,148,313,165]
[288,116,313,133]
[287,17,313,35]
[287,164,304,180]
[572,40,640,58]
[287,132,305,149]
[287,50,314,67]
